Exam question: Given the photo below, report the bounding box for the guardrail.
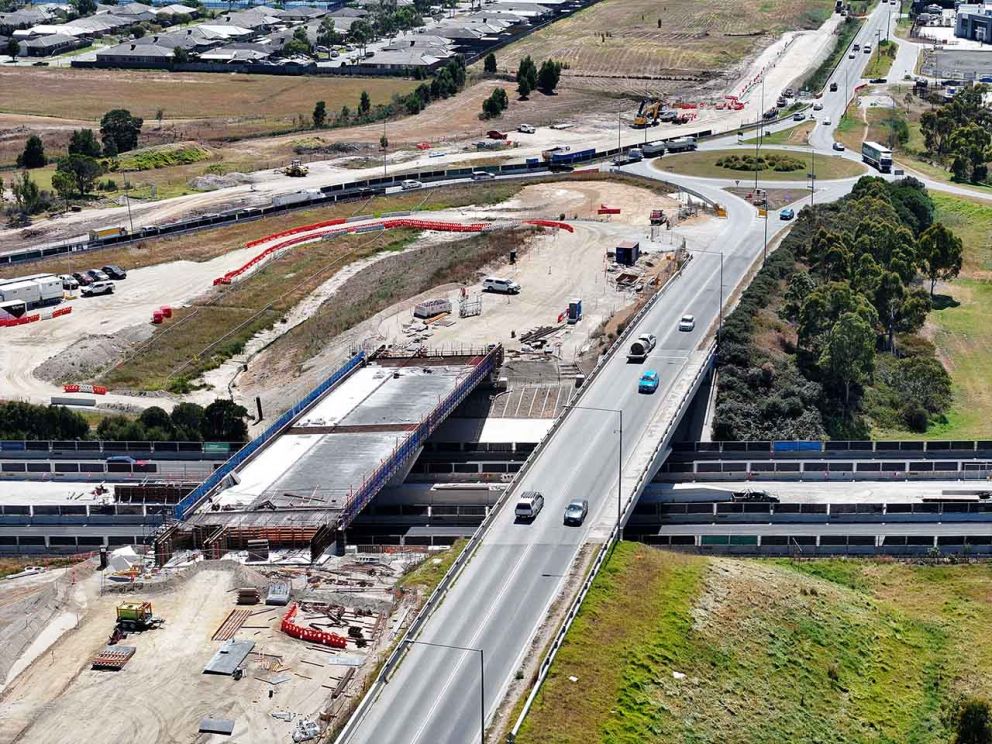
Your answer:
[334,252,697,744]
[671,439,992,453]
[509,342,715,740]
[0,440,239,455]
[173,351,365,521]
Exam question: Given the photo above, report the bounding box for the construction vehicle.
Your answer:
[633,99,662,128]
[486,130,508,140]
[650,209,667,226]
[115,601,165,632]
[283,159,309,177]
[88,226,128,242]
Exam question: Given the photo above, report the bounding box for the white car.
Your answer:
[833,141,846,151]
[813,102,823,111]
[482,276,520,294]
[848,52,855,59]
[678,314,695,332]
[518,124,536,134]
[471,170,495,181]
[81,280,114,297]
[59,274,78,290]
[824,117,832,126]
[400,179,422,190]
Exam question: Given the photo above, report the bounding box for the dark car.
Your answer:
[102,264,127,280]
[563,499,589,526]
[869,77,887,84]
[71,271,94,286]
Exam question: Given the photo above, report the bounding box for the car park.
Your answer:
[81,280,114,297]
[482,277,520,294]
[514,491,545,521]
[400,179,422,190]
[102,265,127,280]
[833,142,846,151]
[563,499,589,526]
[59,274,78,290]
[780,207,795,220]
[71,271,93,286]
[678,314,695,332]
[638,370,660,394]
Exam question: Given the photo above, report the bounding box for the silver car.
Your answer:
[563,499,589,526]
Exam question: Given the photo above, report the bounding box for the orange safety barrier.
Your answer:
[244,217,347,248]
[280,603,348,648]
[525,219,575,233]
[64,384,80,393]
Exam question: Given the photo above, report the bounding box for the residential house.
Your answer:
[95,40,175,66]
[20,32,87,56]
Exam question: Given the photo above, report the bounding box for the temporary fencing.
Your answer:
[214,218,491,287]
[281,603,348,648]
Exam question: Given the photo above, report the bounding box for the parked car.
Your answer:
[86,269,109,282]
[833,141,846,151]
[869,77,887,84]
[482,276,521,294]
[102,265,127,280]
[400,179,422,190]
[638,370,660,394]
[518,124,536,134]
[678,314,695,332]
[81,280,114,297]
[563,499,589,526]
[59,274,78,290]
[780,207,796,220]
[514,491,545,521]
[71,271,93,286]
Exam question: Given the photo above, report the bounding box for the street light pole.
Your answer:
[566,404,623,540]
[401,640,485,744]
[687,248,725,341]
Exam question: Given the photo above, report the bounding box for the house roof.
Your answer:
[97,40,174,57]
[23,32,77,47]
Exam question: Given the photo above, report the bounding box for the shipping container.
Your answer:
[88,226,128,242]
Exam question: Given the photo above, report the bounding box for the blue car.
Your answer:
[779,208,795,220]
[638,370,660,394]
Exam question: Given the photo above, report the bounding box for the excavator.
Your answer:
[633,99,662,128]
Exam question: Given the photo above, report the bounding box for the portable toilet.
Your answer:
[615,240,640,267]
[567,298,582,324]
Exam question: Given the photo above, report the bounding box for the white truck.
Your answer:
[627,333,657,363]
[272,190,321,208]
[861,141,893,173]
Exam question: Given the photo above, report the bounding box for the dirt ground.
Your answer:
[0,558,407,744]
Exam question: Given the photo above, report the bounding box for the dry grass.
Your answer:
[494,0,834,95]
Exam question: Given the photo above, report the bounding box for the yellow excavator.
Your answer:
[633,99,662,128]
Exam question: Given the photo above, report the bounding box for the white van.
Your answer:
[514,491,544,521]
[482,277,520,294]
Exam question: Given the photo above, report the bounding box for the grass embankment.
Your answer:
[397,539,468,592]
[741,121,814,146]
[654,148,865,181]
[863,39,898,79]
[803,15,865,92]
[519,543,992,743]
[873,193,992,439]
[114,142,213,171]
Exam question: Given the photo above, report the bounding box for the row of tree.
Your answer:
[0,400,249,443]
[920,84,992,183]
[713,177,961,439]
[515,56,562,99]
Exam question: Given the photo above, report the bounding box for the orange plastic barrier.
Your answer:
[280,603,348,648]
[244,217,347,248]
[597,205,621,215]
[525,220,575,233]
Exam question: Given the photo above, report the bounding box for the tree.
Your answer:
[349,19,374,54]
[0,402,90,440]
[819,312,875,410]
[516,55,537,99]
[537,58,562,94]
[5,38,19,62]
[170,402,205,441]
[358,90,371,117]
[70,0,97,15]
[283,26,312,56]
[483,52,496,74]
[956,698,992,744]
[172,46,190,63]
[16,135,47,169]
[10,171,41,214]
[316,16,340,48]
[312,100,327,128]
[156,109,165,129]
[138,406,176,441]
[100,109,143,155]
[481,87,508,119]
[918,222,963,296]
[380,133,388,150]
[68,128,102,158]
[51,170,75,204]
[947,123,991,183]
[873,271,929,352]
[56,154,103,197]
[202,399,249,442]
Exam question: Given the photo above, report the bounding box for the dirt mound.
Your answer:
[188,172,254,191]
[34,325,153,385]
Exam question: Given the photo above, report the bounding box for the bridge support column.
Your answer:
[334,529,347,557]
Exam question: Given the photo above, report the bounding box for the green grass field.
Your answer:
[741,121,814,146]
[518,543,992,743]
[863,39,898,79]
[654,148,865,181]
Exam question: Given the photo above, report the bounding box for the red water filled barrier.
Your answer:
[216,218,491,286]
[597,205,621,215]
[280,603,348,648]
[160,306,172,318]
[525,220,575,233]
